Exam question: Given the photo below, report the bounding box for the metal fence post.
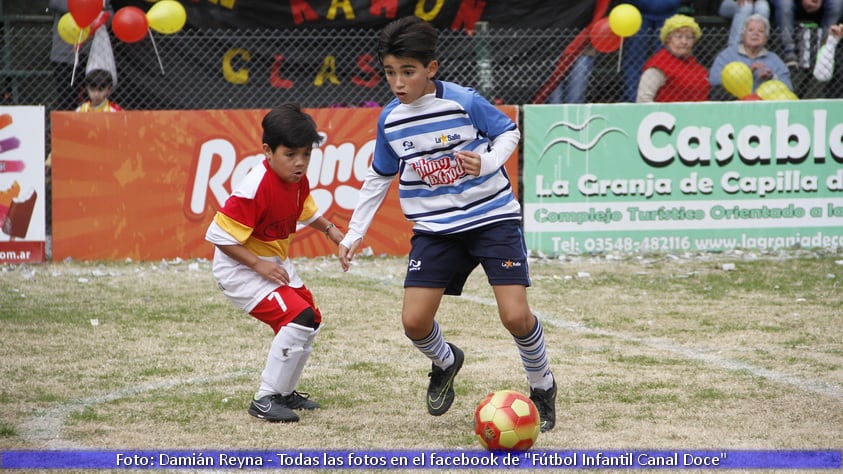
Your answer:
[473,21,493,100]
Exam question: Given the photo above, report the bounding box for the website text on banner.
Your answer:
[523,100,843,255]
[0,106,46,264]
[50,107,519,261]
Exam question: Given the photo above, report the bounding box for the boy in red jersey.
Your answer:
[206,104,343,422]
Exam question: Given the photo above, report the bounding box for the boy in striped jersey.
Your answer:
[338,16,556,431]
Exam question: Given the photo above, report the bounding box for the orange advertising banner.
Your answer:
[51,107,520,261]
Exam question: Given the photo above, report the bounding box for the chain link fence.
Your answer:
[2,17,841,115]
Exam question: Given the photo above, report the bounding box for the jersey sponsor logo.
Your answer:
[434,132,461,144]
[402,140,415,151]
[408,155,466,186]
[501,259,522,269]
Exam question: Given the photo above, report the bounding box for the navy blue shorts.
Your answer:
[404,220,531,296]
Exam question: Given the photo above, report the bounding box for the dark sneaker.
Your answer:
[248,395,299,422]
[426,343,464,416]
[530,381,557,432]
[281,391,320,410]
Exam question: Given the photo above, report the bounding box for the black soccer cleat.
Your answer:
[530,380,557,432]
[280,391,321,410]
[426,343,464,416]
[248,394,299,422]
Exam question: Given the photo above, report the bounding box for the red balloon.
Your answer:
[741,93,762,101]
[589,17,622,53]
[68,0,102,28]
[112,6,149,43]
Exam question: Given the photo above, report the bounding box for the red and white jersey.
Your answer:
[75,100,123,112]
[205,159,320,311]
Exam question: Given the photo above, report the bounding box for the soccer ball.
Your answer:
[474,390,540,451]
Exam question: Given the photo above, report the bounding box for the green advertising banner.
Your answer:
[523,100,843,254]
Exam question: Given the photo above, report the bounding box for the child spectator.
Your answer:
[75,69,122,112]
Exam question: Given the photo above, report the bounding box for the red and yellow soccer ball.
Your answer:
[474,390,540,451]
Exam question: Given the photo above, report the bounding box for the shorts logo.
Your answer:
[408,259,422,271]
[501,260,522,269]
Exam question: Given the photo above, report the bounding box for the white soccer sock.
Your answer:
[256,323,315,399]
[514,317,554,391]
[284,325,320,395]
[411,321,453,369]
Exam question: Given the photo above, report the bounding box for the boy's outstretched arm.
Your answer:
[337,168,394,272]
[338,238,363,272]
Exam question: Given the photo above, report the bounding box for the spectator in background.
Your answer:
[637,14,710,102]
[813,22,843,79]
[49,0,113,110]
[709,14,793,98]
[620,0,682,102]
[546,45,596,104]
[772,0,843,67]
[76,69,122,112]
[720,0,771,47]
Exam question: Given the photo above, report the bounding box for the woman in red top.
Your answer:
[637,14,710,102]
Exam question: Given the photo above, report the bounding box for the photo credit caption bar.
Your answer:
[1,450,840,469]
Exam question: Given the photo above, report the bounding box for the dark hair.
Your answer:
[85,69,113,89]
[261,103,321,151]
[377,16,438,66]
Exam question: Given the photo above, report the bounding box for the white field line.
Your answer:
[19,369,251,449]
[458,292,843,401]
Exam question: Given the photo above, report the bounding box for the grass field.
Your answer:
[1,250,842,471]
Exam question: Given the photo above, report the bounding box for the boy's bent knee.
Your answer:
[292,308,319,329]
[500,312,536,338]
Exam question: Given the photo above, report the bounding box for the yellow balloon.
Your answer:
[721,61,753,99]
[608,4,643,38]
[147,0,187,35]
[756,80,799,101]
[57,12,90,45]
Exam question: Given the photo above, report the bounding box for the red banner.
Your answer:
[51,107,519,261]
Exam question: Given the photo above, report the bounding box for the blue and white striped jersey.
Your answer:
[370,80,521,235]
